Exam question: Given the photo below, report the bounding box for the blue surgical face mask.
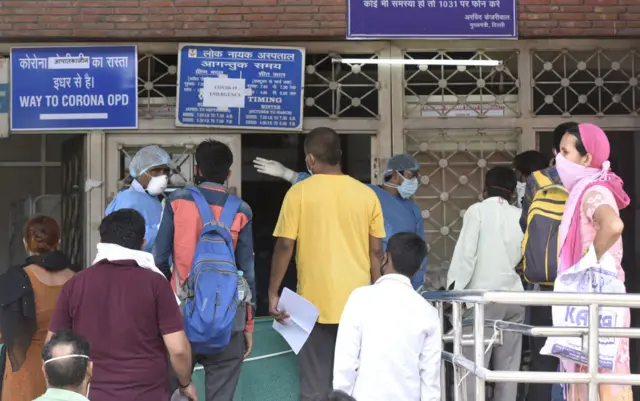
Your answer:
[384,173,419,199]
[398,176,419,199]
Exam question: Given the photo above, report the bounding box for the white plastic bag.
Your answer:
[170,389,189,401]
[540,245,626,369]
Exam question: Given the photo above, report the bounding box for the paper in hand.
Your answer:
[272,288,320,354]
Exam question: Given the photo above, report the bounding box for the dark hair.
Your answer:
[553,122,578,152]
[513,151,549,178]
[322,390,357,401]
[565,124,588,156]
[387,232,427,278]
[99,209,145,250]
[42,330,90,389]
[304,127,342,165]
[23,215,60,254]
[485,166,517,200]
[195,140,233,184]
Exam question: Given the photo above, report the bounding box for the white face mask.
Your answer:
[147,175,168,196]
[516,181,526,208]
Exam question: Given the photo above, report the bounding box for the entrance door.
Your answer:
[60,136,85,267]
[105,134,242,204]
[241,133,375,316]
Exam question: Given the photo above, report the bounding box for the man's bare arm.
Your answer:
[269,237,295,297]
[369,235,383,283]
[163,331,193,387]
[269,237,296,321]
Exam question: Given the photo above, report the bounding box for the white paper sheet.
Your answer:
[272,288,319,354]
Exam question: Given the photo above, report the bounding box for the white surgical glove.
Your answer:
[253,157,297,184]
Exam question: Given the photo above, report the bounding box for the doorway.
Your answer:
[0,134,85,271]
[241,133,372,316]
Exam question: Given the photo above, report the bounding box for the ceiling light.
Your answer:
[332,58,502,67]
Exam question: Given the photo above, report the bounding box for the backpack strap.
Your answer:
[186,186,242,234]
[532,170,552,189]
[219,195,242,229]
[186,187,215,229]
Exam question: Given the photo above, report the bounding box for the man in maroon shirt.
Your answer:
[47,209,197,401]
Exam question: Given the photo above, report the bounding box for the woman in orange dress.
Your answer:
[0,216,77,401]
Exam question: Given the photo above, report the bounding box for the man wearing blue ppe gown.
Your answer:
[105,145,172,253]
[254,153,427,289]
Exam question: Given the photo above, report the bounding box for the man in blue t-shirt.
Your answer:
[254,153,427,289]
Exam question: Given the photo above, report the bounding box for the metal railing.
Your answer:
[423,290,640,401]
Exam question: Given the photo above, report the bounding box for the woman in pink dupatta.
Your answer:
[555,123,632,401]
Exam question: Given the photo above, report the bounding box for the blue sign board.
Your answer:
[347,0,517,39]
[0,84,7,114]
[177,44,305,131]
[10,45,138,131]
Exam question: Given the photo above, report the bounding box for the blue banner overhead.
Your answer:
[176,44,305,131]
[10,45,138,131]
[347,0,517,39]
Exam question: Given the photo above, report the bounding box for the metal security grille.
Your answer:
[305,52,380,118]
[405,129,519,289]
[404,49,519,118]
[531,48,640,116]
[138,53,178,120]
[60,137,84,267]
[396,43,523,289]
[116,144,194,190]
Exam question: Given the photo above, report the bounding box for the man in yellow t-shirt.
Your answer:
[269,127,386,401]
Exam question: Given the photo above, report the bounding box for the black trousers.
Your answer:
[298,323,339,401]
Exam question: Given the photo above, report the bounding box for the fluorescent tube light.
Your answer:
[332,58,502,67]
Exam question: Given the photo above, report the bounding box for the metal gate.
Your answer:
[60,136,85,267]
[105,134,242,203]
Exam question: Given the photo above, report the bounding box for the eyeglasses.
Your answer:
[401,170,421,180]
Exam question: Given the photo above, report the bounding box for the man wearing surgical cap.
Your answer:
[254,153,427,289]
[105,145,172,252]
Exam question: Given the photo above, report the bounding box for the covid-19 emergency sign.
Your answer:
[176,43,305,131]
[10,45,138,131]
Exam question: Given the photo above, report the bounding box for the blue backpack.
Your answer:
[183,187,242,354]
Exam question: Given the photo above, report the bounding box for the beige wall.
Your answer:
[0,134,78,273]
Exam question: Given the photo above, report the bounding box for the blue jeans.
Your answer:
[551,383,564,401]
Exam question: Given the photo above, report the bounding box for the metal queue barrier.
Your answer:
[422,290,640,401]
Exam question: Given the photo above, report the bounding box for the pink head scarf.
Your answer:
[579,124,610,168]
[557,123,630,272]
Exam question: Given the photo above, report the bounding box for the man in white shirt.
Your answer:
[333,232,441,401]
[447,166,525,401]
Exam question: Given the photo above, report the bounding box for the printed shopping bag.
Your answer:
[540,245,626,369]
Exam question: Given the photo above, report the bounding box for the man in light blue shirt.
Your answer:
[35,330,93,401]
[105,145,172,253]
[254,154,427,289]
